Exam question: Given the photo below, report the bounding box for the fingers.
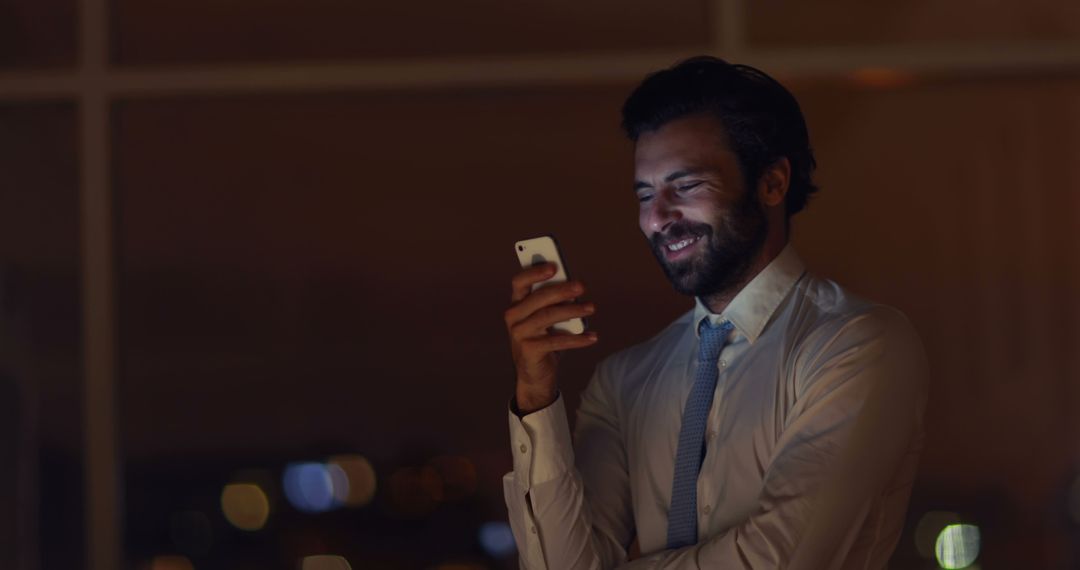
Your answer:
[506,264,597,376]
[510,263,558,303]
[505,280,585,330]
[520,330,599,354]
[509,301,594,341]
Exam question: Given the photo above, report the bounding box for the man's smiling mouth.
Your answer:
[666,235,702,252]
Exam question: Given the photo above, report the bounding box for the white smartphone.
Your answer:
[514,235,586,335]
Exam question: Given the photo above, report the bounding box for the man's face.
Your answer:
[634,113,768,297]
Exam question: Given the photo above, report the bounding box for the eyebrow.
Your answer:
[633,168,706,191]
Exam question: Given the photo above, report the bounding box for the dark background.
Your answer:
[2,0,1080,568]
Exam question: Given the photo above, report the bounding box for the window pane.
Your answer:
[113,75,1080,566]
[113,86,665,567]
[0,0,77,68]
[0,102,83,568]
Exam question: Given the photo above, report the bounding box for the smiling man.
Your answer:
[502,57,928,569]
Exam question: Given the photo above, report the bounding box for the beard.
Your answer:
[648,189,768,298]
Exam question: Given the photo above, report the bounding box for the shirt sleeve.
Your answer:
[503,363,635,569]
[615,305,929,570]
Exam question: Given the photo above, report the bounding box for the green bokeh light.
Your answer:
[935,523,980,569]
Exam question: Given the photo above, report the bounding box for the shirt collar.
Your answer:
[693,244,806,344]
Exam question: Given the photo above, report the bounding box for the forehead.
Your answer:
[633,113,734,175]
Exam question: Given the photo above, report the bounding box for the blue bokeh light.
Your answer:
[479,521,517,558]
[327,462,350,505]
[283,462,338,513]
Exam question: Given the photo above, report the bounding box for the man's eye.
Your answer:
[637,194,653,203]
[677,182,703,192]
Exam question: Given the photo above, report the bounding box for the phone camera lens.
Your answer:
[517,245,524,252]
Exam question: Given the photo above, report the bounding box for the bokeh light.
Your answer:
[935,523,980,569]
[221,483,271,531]
[146,555,195,570]
[327,462,350,506]
[914,511,961,559]
[283,462,338,513]
[328,454,377,507]
[300,555,353,570]
[478,521,516,558]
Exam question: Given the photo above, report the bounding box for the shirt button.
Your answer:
[703,505,712,515]
[719,359,727,367]
[531,526,538,534]
[707,430,716,441]
[519,443,528,454]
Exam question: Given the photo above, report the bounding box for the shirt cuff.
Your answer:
[507,393,575,491]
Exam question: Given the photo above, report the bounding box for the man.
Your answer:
[502,56,928,569]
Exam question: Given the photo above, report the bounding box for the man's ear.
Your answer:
[758,157,791,208]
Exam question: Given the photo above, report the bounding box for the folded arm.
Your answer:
[618,307,928,570]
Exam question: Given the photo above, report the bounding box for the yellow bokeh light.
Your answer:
[148,555,194,570]
[221,483,270,531]
[935,523,980,569]
[300,555,353,570]
[328,454,377,507]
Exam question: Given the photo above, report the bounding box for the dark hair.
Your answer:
[621,56,819,218]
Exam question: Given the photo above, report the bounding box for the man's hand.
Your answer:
[505,263,598,414]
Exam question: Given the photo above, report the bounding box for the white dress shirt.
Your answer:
[503,245,928,569]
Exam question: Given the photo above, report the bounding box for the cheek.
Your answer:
[680,200,716,224]
[637,205,651,234]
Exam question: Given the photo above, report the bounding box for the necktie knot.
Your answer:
[697,320,733,363]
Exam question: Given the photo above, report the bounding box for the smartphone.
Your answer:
[514,235,586,335]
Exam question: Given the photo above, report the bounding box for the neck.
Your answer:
[699,237,788,314]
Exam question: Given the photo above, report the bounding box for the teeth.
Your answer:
[667,237,698,252]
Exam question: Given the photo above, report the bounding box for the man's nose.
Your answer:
[646,189,682,234]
